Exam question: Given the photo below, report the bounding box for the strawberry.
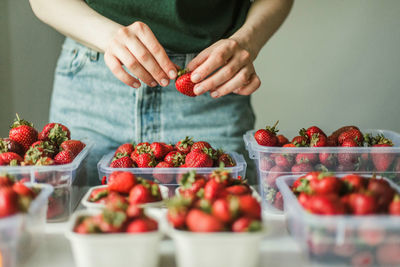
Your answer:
[330,126,360,141]
[274,154,294,169]
[358,224,385,246]
[107,171,136,194]
[274,191,284,210]
[126,218,158,233]
[89,187,109,202]
[212,198,238,223]
[110,156,135,168]
[389,195,400,215]
[38,122,70,146]
[266,165,288,189]
[130,142,152,162]
[226,185,251,196]
[291,163,313,173]
[0,138,23,156]
[114,143,134,157]
[12,182,34,197]
[367,177,395,212]
[129,182,161,204]
[283,143,296,147]
[309,173,344,195]
[167,197,192,229]
[341,174,367,192]
[54,150,74,164]
[260,157,275,171]
[191,141,211,152]
[150,142,168,159]
[276,134,289,146]
[217,153,235,167]
[372,144,395,172]
[135,153,156,168]
[376,243,400,265]
[185,150,213,167]
[175,136,194,154]
[350,251,374,267]
[95,209,127,233]
[348,192,377,215]
[318,152,336,168]
[254,121,279,147]
[338,128,363,145]
[304,126,326,140]
[297,192,311,209]
[295,153,318,164]
[309,133,327,147]
[232,217,262,232]
[104,192,129,211]
[0,187,19,218]
[60,140,85,157]
[0,152,23,166]
[9,114,38,152]
[175,69,196,97]
[326,135,338,147]
[126,204,143,218]
[24,141,56,165]
[164,150,185,167]
[291,135,308,147]
[308,194,346,215]
[204,178,225,201]
[153,161,174,183]
[341,138,358,147]
[74,216,100,234]
[238,195,261,219]
[47,196,65,219]
[0,174,14,187]
[186,209,223,232]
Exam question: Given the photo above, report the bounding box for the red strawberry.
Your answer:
[186,209,223,232]
[232,217,262,232]
[212,198,237,223]
[0,175,14,187]
[372,144,395,172]
[135,153,156,168]
[164,150,185,167]
[283,143,297,147]
[254,121,279,146]
[24,141,56,165]
[367,177,395,212]
[175,70,196,97]
[175,136,194,154]
[149,142,168,159]
[9,115,38,152]
[89,187,109,202]
[260,157,275,171]
[276,134,289,146]
[309,133,327,147]
[274,191,284,210]
[38,122,70,146]
[104,192,129,211]
[238,195,261,219]
[266,165,288,189]
[341,174,367,192]
[107,171,136,194]
[153,161,174,183]
[226,185,251,196]
[389,195,400,215]
[348,193,377,215]
[114,143,134,157]
[191,141,211,152]
[130,142,152,162]
[54,150,74,164]
[167,197,191,229]
[129,183,161,204]
[185,150,213,167]
[309,174,343,195]
[297,192,311,209]
[95,209,127,233]
[304,126,326,140]
[12,182,34,197]
[60,140,86,157]
[74,217,100,234]
[110,156,135,168]
[126,204,143,218]
[0,138,23,156]
[330,126,360,143]
[308,194,346,215]
[326,135,338,146]
[204,178,225,201]
[291,135,308,146]
[376,242,400,265]
[318,152,337,168]
[218,153,235,167]
[126,218,158,233]
[338,129,363,145]
[291,163,313,173]
[0,152,23,166]
[0,187,19,218]
[275,154,294,169]
[295,153,318,164]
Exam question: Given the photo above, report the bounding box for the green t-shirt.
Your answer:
[85,0,251,53]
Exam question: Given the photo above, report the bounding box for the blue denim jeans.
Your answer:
[50,38,256,185]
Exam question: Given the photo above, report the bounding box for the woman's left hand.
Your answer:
[187,39,261,98]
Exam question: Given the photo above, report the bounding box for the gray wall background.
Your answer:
[1,1,399,139]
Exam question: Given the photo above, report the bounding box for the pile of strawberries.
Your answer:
[109,137,235,169]
[0,174,40,218]
[0,115,85,166]
[92,172,163,206]
[167,169,262,232]
[292,172,400,215]
[74,204,158,234]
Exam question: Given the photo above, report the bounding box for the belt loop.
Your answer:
[88,49,99,62]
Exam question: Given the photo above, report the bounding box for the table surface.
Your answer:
[19,212,308,267]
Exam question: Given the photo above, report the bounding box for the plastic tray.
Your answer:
[98,151,247,196]
[0,183,53,267]
[276,174,400,267]
[81,184,170,209]
[244,129,400,214]
[0,141,93,222]
[66,209,162,267]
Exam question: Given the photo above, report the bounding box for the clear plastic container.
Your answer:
[81,184,170,209]
[276,174,400,267]
[243,129,400,214]
[66,209,162,267]
[97,151,247,196]
[0,183,53,267]
[0,141,93,222]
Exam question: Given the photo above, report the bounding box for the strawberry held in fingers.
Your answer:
[254,121,279,146]
[175,69,196,97]
[9,114,38,152]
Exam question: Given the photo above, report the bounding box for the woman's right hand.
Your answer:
[104,21,177,88]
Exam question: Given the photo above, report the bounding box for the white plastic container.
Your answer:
[66,209,162,267]
[81,184,170,209]
[276,174,400,267]
[97,151,247,196]
[0,183,53,267]
[168,227,265,267]
[244,129,400,215]
[0,141,93,222]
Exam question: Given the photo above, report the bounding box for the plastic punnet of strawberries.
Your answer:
[109,137,236,169]
[0,114,86,166]
[92,171,163,205]
[0,174,41,219]
[292,171,400,216]
[167,169,262,232]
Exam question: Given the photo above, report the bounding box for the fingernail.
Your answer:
[191,73,201,83]
[169,70,177,79]
[133,82,140,88]
[211,91,219,98]
[194,86,203,95]
[151,82,157,87]
[161,79,169,87]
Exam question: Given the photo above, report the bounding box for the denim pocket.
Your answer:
[55,44,88,76]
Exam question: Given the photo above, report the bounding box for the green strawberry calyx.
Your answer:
[11,114,34,129]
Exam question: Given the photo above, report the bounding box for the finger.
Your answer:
[104,53,140,88]
[233,74,261,96]
[193,52,244,95]
[186,48,210,72]
[209,65,255,98]
[125,37,170,87]
[135,23,178,79]
[111,44,156,87]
